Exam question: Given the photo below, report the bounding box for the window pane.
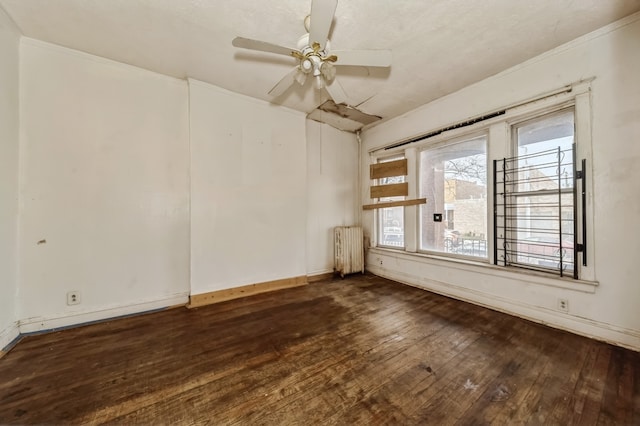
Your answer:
[510,193,575,272]
[377,157,405,248]
[419,136,487,257]
[379,206,404,247]
[509,109,575,273]
[516,109,575,192]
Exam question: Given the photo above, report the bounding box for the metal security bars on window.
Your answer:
[493,145,586,278]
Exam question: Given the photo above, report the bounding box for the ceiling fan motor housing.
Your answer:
[296,34,335,80]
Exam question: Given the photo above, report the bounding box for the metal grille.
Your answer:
[493,145,586,278]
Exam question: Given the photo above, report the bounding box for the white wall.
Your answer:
[0,6,20,349]
[306,121,359,276]
[12,37,357,335]
[18,39,190,331]
[361,15,640,350]
[189,80,307,294]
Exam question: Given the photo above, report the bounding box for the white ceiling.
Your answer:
[2,0,639,128]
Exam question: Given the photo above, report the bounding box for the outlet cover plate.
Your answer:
[67,291,81,305]
[557,298,568,312]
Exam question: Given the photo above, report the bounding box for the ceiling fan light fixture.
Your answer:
[294,69,308,85]
[314,75,324,90]
[301,58,313,72]
[320,62,336,81]
[308,55,322,77]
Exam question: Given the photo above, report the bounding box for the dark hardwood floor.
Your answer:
[1,274,639,425]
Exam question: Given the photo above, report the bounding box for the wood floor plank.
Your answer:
[596,346,636,425]
[458,325,584,425]
[0,274,639,425]
[223,282,451,424]
[406,313,517,424]
[573,344,612,425]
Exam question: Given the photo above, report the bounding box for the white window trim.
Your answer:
[405,147,418,252]
[368,79,596,285]
[500,82,594,281]
[415,131,490,260]
[371,154,407,250]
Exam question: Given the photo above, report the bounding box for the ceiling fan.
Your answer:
[231,0,392,105]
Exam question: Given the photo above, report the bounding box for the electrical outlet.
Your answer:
[67,291,81,306]
[557,298,568,312]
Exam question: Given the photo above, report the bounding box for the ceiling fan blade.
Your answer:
[332,49,392,67]
[232,37,299,57]
[324,77,347,105]
[268,67,300,97]
[308,0,338,48]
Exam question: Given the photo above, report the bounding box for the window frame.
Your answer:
[416,131,490,261]
[501,91,594,281]
[374,154,407,250]
[367,80,595,284]
[497,107,578,277]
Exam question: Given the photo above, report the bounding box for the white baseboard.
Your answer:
[18,292,189,334]
[368,265,640,352]
[0,321,20,353]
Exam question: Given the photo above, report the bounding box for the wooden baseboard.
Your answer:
[188,276,308,308]
[307,272,336,283]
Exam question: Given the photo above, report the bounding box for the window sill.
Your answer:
[368,246,598,294]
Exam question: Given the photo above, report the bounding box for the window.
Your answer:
[370,82,591,282]
[419,136,488,258]
[377,157,405,248]
[494,108,579,277]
